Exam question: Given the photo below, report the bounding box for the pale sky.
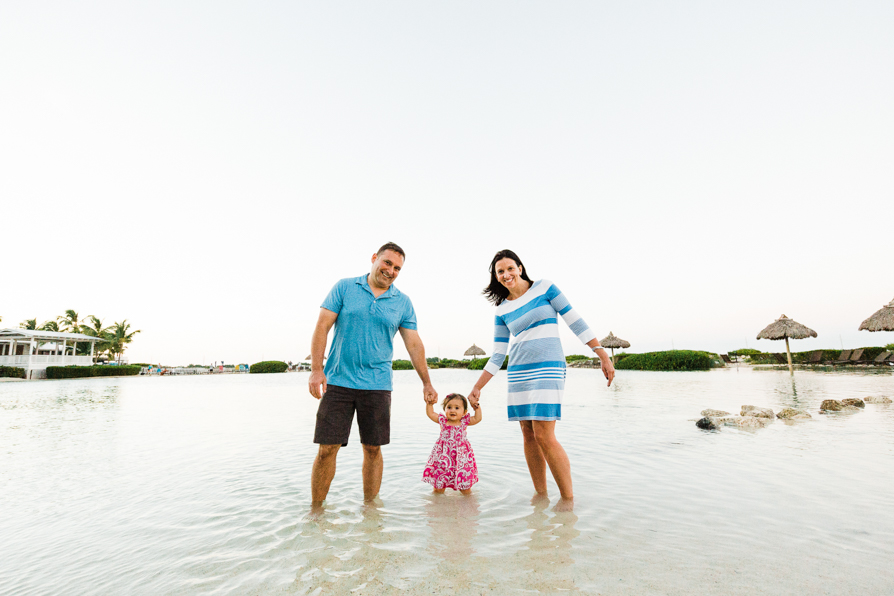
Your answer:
[3,1,892,365]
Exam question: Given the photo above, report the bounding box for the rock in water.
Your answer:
[701,409,730,417]
[820,399,843,411]
[841,398,865,408]
[776,408,811,420]
[720,416,772,429]
[696,417,716,430]
[741,405,775,418]
[865,396,893,404]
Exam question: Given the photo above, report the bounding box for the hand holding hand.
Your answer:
[308,370,327,399]
[423,383,438,404]
[468,387,481,409]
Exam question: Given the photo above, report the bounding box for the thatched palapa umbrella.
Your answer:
[756,314,817,375]
[464,344,486,360]
[600,332,630,366]
[858,297,894,332]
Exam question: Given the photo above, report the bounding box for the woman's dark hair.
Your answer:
[442,393,468,412]
[482,249,533,306]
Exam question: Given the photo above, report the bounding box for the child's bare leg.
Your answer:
[433,488,445,494]
[460,489,472,496]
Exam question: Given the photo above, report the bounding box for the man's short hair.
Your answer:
[377,242,406,259]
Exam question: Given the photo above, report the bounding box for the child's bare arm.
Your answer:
[468,403,483,426]
[426,402,440,423]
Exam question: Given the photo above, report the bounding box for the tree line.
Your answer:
[8,310,140,364]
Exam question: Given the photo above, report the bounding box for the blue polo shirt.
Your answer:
[321,274,418,391]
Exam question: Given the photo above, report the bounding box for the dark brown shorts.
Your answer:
[314,385,392,446]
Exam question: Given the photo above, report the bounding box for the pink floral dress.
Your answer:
[422,413,479,490]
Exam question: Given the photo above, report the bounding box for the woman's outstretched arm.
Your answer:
[470,314,509,406]
[546,282,615,386]
[585,338,615,387]
[469,371,492,408]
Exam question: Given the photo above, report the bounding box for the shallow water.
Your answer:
[1,367,893,595]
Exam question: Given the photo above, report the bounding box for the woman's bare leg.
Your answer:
[531,421,573,500]
[520,421,549,495]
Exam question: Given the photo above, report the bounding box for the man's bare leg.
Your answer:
[362,444,383,501]
[311,444,340,504]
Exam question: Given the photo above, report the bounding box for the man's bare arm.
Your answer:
[398,327,437,404]
[308,308,338,399]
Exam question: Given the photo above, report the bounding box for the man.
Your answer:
[308,242,437,504]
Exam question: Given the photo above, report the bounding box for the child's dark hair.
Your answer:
[442,393,468,412]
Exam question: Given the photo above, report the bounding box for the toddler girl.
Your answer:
[422,393,481,494]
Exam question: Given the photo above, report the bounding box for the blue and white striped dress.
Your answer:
[484,280,596,421]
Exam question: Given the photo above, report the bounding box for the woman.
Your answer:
[468,249,614,505]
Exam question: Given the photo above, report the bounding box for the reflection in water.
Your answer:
[516,495,580,592]
[3,370,894,595]
[424,493,480,561]
[296,498,446,595]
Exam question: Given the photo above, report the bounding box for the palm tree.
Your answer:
[82,316,111,361]
[20,319,37,330]
[38,320,60,332]
[108,320,140,364]
[57,310,85,335]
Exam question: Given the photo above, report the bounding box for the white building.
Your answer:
[0,329,104,379]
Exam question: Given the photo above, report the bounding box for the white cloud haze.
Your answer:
[2,1,892,365]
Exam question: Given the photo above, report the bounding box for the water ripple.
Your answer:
[1,368,893,594]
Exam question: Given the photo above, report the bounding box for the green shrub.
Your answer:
[45,365,140,379]
[745,347,889,366]
[856,347,885,361]
[467,358,487,370]
[94,365,141,377]
[729,348,762,356]
[615,350,717,371]
[566,354,591,363]
[886,344,894,352]
[749,353,776,364]
[392,359,414,370]
[0,366,26,379]
[46,366,93,379]
[249,361,288,374]
[445,359,469,368]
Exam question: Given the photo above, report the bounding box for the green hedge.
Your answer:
[249,361,288,374]
[46,365,141,379]
[468,358,507,370]
[440,359,470,369]
[729,348,762,356]
[467,358,487,370]
[566,354,591,363]
[392,359,414,370]
[615,350,718,371]
[614,352,631,365]
[0,366,26,379]
[747,347,889,365]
